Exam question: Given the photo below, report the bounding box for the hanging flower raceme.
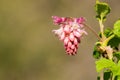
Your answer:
[52,16,87,55]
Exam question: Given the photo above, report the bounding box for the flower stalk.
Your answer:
[83,23,101,40]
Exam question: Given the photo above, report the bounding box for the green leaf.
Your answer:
[96,58,116,72]
[111,60,120,76]
[104,71,111,80]
[111,65,118,77]
[93,51,101,59]
[108,36,120,47]
[117,76,120,80]
[95,1,111,20]
[114,76,120,80]
[104,28,113,38]
[117,60,120,66]
[113,20,120,38]
[97,76,100,80]
[114,52,120,60]
[114,76,117,80]
[93,45,101,59]
[117,61,120,75]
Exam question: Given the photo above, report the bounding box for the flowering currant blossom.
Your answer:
[52,16,87,55]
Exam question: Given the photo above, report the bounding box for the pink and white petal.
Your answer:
[68,41,72,48]
[69,33,74,41]
[64,37,69,45]
[71,45,75,49]
[60,32,65,41]
[73,30,81,38]
[64,25,70,33]
[74,38,78,45]
[52,16,63,25]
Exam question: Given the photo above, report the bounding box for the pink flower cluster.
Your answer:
[52,16,87,55]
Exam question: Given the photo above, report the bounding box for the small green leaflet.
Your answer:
[114,52,120,60]
[95,1,110,20]
[113,20,120,38]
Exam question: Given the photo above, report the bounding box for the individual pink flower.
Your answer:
[52,16,87,55]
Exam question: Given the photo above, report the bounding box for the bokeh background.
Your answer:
[0,0,120,80]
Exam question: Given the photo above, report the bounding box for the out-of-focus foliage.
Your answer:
[0,0,120,80]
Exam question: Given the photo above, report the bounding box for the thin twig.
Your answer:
[83,23,101,40]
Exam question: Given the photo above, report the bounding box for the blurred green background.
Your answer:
[0,0,120,80]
